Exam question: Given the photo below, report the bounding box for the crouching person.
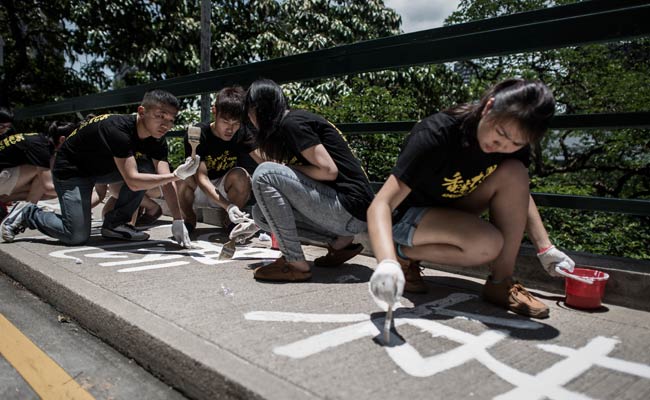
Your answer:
[0,121,75,205]
[1,89,199,246]
[177,86,262,240]
[368,79,573,319]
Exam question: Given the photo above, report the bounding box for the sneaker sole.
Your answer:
[1,202,29,242]
[101,229,150,241]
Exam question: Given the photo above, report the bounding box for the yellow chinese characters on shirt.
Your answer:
[0,133,26,151]
[67,114,111,139]
[441,165,497,198]
[204,151,237,173]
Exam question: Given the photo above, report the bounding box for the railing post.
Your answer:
[200,0,212,123]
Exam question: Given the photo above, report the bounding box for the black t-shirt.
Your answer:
[183,122,257,180]
[393,112,530,215]
[280,110,374,222]
[54,114,168,179]
[0,132,53,170]
[0,127,17,141]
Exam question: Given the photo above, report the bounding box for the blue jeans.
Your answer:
[392,207,428,247]
[251,162,367,263]
[23,160,153,245]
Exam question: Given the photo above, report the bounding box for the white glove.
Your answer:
[537,245,575,277]
[172,219,192,248]
[227,204,249,224]
[229,218,259,243]
[173,156,200,180]
[369,259,405,311]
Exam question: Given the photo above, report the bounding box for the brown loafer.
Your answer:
[254,257,312,282]
[482,275,549,319]
[313,243,363,268]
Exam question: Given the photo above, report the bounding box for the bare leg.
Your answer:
[400,159,529,279]
[401,207,503,266]
[223,169,251,209]
[177,176,197,228]
[139,194,161,217]
[451,159,530,280]
[6,165,41,203]
[92,184,108,208]
[102,184,122,218]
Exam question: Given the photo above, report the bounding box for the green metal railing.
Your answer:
[13,0,650,216]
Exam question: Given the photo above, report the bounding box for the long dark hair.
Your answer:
[48,121,78,144]
[444,79,555,144]
[244,79,289,162]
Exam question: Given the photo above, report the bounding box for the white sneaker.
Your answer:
[1,202,30,243]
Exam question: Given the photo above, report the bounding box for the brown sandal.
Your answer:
[313,243,363,268]
[254,257,312,282]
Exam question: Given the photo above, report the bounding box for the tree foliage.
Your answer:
[447,0,649,259]
[1,0,647,258]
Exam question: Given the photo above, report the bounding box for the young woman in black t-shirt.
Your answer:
[368,79,575,319]
[244,79,374,282]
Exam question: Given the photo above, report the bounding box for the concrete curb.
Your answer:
[0,245,315,400]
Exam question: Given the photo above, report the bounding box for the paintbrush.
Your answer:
[187,126,201,158]
[384,307,393,343]
[219,239,236,260]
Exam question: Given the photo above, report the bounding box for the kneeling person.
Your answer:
[1,89,199,246]
[178,86,262,240]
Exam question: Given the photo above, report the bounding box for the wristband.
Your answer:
[537,244,554,255]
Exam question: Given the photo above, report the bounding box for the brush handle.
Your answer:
[187,126,201,159]
[383,307,393,343]
[190,141,199,158]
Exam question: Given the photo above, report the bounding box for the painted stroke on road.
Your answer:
[246,293,650,400]
[48,236,281,272]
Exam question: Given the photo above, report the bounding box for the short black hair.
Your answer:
[214,86,245,120]
[141,89,180,110]
[0,107,14,123]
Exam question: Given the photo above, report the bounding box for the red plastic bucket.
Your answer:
[271,233,279,250]
[564,267,609,309]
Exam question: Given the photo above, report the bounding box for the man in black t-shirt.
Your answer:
[1,90,200,246]
[177,87,262,237]
[0,122,77,206]
[0,132,57,203]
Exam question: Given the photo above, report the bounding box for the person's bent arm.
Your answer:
[526,195,553,252]
[367,175,412,262]
[114,156,179,192]
[292,144,338,181]
[195,162,229,210]
[526,195,575,275]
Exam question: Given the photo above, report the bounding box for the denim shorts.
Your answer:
[392,207,428,247]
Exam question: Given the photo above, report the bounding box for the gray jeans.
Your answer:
[251,162,367,263]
